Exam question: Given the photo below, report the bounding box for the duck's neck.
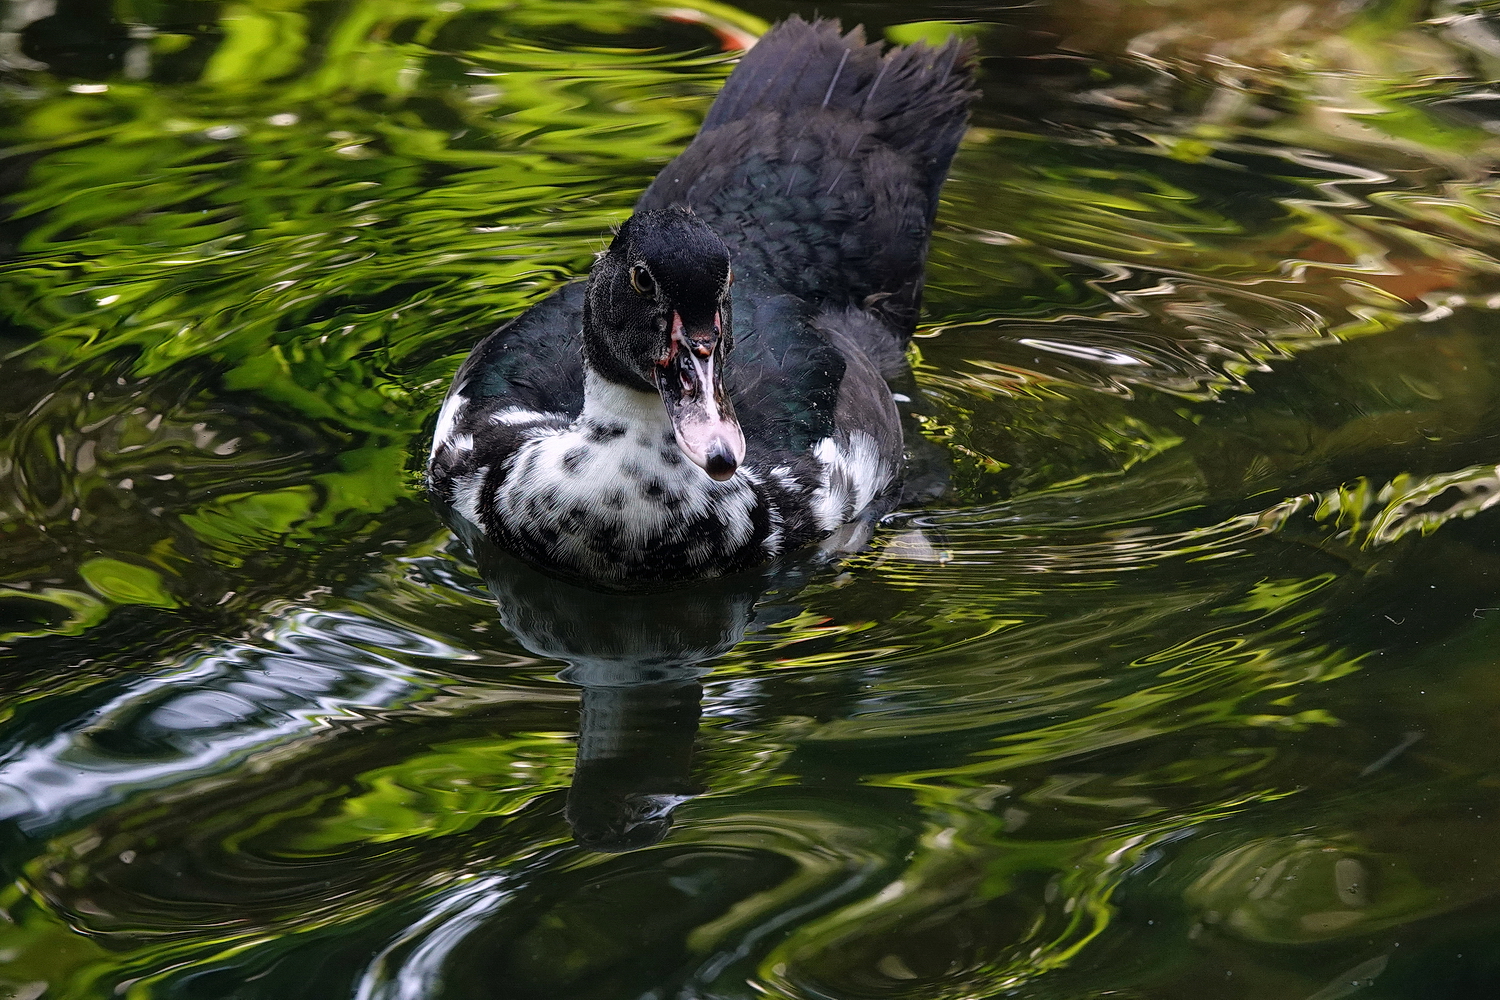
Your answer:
[579,369,672,437]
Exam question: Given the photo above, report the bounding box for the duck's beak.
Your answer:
[656,310,745,481]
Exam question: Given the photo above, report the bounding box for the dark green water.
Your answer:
[5,0,1500,996]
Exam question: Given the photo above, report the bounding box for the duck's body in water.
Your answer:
[428,17,977,588]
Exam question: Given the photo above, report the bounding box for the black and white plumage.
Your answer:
[428,16,977,588]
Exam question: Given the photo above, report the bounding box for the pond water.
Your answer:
[5,0,1500,996]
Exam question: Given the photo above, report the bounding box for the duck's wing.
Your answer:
[428,282,584,505]
[451,281,587,416]
[726,290,843,458]
[637,16,977,341]
[725,290,900,457]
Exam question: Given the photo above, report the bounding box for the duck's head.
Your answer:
[583,207,743,481]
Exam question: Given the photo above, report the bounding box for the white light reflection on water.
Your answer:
[0,608,473,836]
[354,874,512,1000]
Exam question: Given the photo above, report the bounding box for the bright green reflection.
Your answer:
[4,1,1500,998]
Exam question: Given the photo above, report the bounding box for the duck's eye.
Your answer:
[630,265,655,296]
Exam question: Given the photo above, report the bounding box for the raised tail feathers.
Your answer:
[701,16,977,174]
[638,16,979,339]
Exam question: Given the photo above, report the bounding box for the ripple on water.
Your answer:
[7,0,1500,997]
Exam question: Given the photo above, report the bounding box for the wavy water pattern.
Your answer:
[4,1,1500,999]
[0,607,487,837]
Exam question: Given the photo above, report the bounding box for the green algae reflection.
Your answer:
[5,1,1500,999]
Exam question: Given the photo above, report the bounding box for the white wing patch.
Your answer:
[770,465,800,491]
[810,430,893,531]
[449,467,489,526]
[491,407,552,426]
[432,392,467,454]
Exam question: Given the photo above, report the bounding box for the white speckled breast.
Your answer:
[453,376,763,582]
[431,371,901,585]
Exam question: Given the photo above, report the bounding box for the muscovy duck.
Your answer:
[428,16,977,587]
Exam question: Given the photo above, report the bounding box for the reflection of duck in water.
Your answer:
[456,519,792,852]
[429,17,976,588]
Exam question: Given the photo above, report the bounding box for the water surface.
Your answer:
[4,1,1500,997]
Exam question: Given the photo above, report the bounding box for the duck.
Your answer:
[428,16,977,588]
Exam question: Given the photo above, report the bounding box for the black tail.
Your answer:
[638,18,978,337]
[700,17,976,220]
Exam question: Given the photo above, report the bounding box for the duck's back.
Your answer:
[639,16,975,338]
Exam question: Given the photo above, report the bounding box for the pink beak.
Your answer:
[655,311,745,481]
